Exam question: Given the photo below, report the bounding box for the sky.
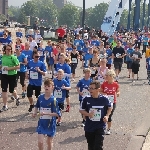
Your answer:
[8,0,149,8]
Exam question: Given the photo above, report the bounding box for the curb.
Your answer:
[126,109,150,150]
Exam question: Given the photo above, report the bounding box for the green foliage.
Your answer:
[86,3,108,28]
[58,2,80,27]
[0,14,6,22]
[8,0,150,29]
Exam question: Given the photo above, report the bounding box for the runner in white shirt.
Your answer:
[28,35,37,51]
[34,30,42,48]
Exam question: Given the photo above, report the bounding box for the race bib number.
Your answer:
[82,89,90,97]
[108,95,114,103]
[98,76,104,84]
[39,51,43,56]
[99,54,104,59]
[46,52,49,57]
[40,108,52,119]
[54,90,62,98]
[2,66,8,74]
[91,69,96,74]
[30,71,38,79]
[89,108,101,121]
[138,40,140,42]
[133,54,138,58]
[116,53,121,58]
[72,58,77,63]
[85,60,89,66]
[76,42,79,46]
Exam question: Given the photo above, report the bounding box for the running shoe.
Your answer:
[11,96,15,101]
[105,129,111,135]
[0,106,8,112]
[28,105,34,112]
[16,98,20,106]
[22,92,25,99]
[81,120,86,127]
[65,105,70,112]
[56,122,61,126]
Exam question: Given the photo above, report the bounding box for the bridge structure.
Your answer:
[101,0,150,35]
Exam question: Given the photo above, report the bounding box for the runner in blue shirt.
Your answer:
[76,68,92,126]
[0,33,12,46]
[53,69,71,126]
[22,42,33,62]
[106,44,112,69]
[37,42,45,62]
[45,40,53,74]
[27,51,46,112]
[32,78,60,150]
[15,48,27,99]
[16,29,23,38]
[142,34,149,54]
[126,43,134,78]
[80,81,112,150]
[83,48,93,68]
[91,35,100,46]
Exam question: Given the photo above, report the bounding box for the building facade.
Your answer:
[53,0,67,9]
[0,0,8,16]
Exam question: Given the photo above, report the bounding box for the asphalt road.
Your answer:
[1,29,150,150]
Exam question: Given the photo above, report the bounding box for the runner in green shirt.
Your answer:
[0,45,20,112]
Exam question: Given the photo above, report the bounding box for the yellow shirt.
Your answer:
[145,49,150,58]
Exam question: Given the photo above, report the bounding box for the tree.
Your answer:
[86,3,108,28]
[58,2,80,27]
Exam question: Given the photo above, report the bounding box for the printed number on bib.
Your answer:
[30,71,38,79]
[91,69,95,74]
[82,88,90,97]
[98,76,104,84]
[54,90,62,98]
[116,53,121,58]
[2,66,8,74]
[40,108,52,119]
[89,108,101,121]
[72,58,77,63]
[76,42,79,46]
[133,54,138,59]
[108,95,114,103]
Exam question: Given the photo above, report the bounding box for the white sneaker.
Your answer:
[105,129,111,135]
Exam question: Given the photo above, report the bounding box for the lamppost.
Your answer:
[82,0,85,38]
[26,16,30,26]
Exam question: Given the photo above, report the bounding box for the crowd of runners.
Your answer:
[0,25,150,150]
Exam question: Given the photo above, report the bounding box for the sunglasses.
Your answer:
[35,56,40,58]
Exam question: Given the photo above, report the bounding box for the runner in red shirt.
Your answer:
[57,26,65,43]
[15,38,25,52]
[100,69,120,135]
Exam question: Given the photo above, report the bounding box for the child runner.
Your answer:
[32,78,60,150]
[53,69,71,126]
[71,46,79,81]
[80,81,112,150]
[76,68,92,126]
[100,69,120,135]
[96,58,108,84]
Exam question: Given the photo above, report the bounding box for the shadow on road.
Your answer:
[59,135,85,144]
[10,126,36,134]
